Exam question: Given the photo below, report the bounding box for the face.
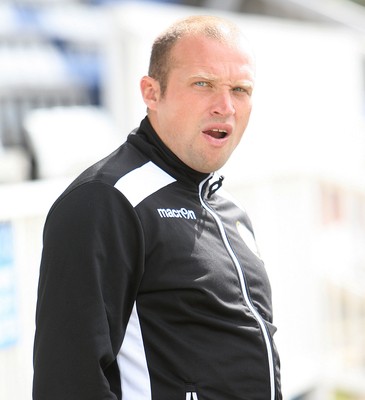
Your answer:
[141,34,255,173]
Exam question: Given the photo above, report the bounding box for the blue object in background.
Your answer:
[0,222,18,349]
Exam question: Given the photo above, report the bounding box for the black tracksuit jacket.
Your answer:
[33,116,282,400]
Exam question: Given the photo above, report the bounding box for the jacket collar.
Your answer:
[128,116,212,186]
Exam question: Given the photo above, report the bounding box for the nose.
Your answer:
[210,90,235,117]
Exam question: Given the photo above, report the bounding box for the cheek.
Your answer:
[163,100,190,128]
[236,104,252,129]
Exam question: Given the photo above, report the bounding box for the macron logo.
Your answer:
[157,207,197,220]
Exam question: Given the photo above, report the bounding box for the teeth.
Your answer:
[212,129,227,133]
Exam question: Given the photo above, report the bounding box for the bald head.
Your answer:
[148,15,254,96]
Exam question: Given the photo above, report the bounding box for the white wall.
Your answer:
[0,179,70,400]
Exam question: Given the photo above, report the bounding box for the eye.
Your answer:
[233,87,247,93]
[194,81,210,87]
[233,86,252,96]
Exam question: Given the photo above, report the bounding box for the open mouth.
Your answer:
[203,128,228,139]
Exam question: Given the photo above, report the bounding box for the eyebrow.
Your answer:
[239,81,254,90]
[190,73,218,82]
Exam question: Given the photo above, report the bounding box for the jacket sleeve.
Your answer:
[33,181,144,400]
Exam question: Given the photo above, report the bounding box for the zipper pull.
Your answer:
[186,392,198,400]
[207,175,224,198]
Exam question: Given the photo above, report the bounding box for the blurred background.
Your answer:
[0,0,365,399]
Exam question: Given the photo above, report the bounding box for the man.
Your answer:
[33,15,282,400]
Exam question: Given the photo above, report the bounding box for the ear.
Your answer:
[140,76,161,110]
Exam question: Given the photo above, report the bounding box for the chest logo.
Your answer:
[157,207,197,220]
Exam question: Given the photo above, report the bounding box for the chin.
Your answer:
[198,163,225,174]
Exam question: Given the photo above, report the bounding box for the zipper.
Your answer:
[199,176,276,400]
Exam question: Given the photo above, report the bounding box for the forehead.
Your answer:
[170,35,255,78]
